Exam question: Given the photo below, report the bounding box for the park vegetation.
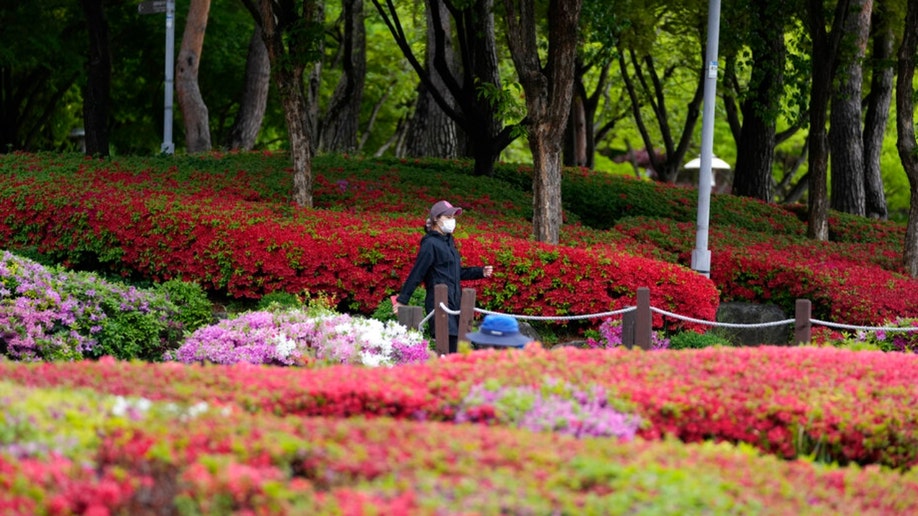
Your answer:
[2,151,918,511]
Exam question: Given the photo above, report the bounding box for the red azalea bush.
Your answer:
[615,217,918,325]
[4,345,918,470]
[0,155,719,333]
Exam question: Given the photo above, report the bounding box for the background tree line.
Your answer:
[3,0,918,271]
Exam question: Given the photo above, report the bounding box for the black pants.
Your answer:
[449,335,458,354]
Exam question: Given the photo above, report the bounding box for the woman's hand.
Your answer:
[483,266,493,278]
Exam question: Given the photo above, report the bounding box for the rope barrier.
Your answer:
[416,300,918,337]
[650,306,795,329]
[808,318,918,333]
[474,306,637,321]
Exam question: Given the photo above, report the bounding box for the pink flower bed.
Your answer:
[4,345,917,469]
[3,377,918,514]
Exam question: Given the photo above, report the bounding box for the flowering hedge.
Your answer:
[4,345,917,470]
[3,368,918,514]
[8,338,915,513]
[167,308,432,367]
[615,217,918,326]
[0,153,719,333]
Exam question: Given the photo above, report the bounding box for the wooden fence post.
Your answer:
[434,284,449,355]
[458,288,477,343]
[397,306,424,333]
[795,299,811,345]
[635,287,652,350]
[622,311,635,348]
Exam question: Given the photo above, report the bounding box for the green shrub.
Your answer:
[68,274,185,362]
[371,287,426,323]
[669,331,733,350]
[159,279,213,332]
[256,291,305,311]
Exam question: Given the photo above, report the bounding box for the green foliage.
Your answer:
[66,274,184,362]
[669,331,734,350]
[476,81,527,139]
[256,291,305,311]
[371,287,426,323]
[159,279,213,333]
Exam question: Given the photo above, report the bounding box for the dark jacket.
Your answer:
[396,230,484,335]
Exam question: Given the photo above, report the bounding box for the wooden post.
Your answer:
[397,306,424,333]
[458,288,477,342]
[434,284,449,355]
[635,287,652,350]
[621,310,635,348]
[795,299,811,345]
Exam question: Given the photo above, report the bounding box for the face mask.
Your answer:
[440,218,457,234]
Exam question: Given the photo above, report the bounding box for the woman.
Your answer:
[392,200,493,353]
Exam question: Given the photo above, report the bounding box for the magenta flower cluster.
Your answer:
[586,317,670,350]
[166,309,432,367]
[455,378,642,440]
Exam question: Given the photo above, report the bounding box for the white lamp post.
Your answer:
[690,0,723,279]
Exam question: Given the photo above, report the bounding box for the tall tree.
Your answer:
[723,0,790,202]
[400,0,462,159]
[226,26,270,151]
[563,0,628,169]
[0,1,83,152]
[79,0,111,157]
[805,0,852,241]
[896,0,918,275]
[242,0,324,207]
[617,25,705,183]
[319,0,366,153]
[177,0,213,153]
[372,0,519,176]
[862,0,895,219]
[503,0,582,244]
[828,0,872,216]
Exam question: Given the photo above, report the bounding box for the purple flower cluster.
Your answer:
[0,251,177,361]
[0,252,98,360]
[855,317,918,352]
[166,309,431,367]
[586,317,670,350]
[166,310,320,366]
[455,379,642,440]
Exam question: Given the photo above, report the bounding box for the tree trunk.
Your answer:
[176,0,212,153]
[401,0,461,159]
[829,0,871,216]
[503,0,581,244]
[564,90,588,167]
[730,0,785,202]
[862,0,893,219]
[79,0,111,157]
[278,72,314,207]
[806,0,851,241]
[249,0,322,208]
[226,26,270,151]
[896,0,918,275]
[320,0,366,153]
[531,130,565,243]
[371,0,515,177]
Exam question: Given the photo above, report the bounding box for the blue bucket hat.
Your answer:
[465,314,531,349]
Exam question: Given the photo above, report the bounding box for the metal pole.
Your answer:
[691,0,721,278]
[162,0,176,154]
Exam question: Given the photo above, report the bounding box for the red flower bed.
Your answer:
[0,160,718,331]
[615,217,918,326]
[4,345,917,470]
